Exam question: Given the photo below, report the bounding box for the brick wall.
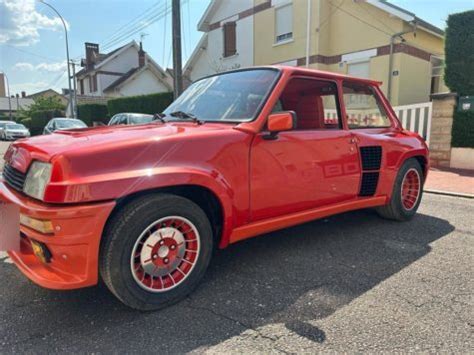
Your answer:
[429,93,457,168]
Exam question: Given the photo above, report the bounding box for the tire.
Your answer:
[100,193,214,311]
[376,159,424,221]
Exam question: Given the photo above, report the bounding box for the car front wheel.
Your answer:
[376,159,424,221]
[100,193,213,310]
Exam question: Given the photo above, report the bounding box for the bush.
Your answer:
[77,104,109,126]
[452,110,474,148]
[24,109,64,136]
[107,92,173,116]
[444,10,474,95]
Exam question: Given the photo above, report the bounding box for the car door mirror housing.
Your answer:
[264,111,296,140]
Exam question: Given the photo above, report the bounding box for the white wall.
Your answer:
[188,1,254,82]
[113,68,170,97]
[99,46,139,95]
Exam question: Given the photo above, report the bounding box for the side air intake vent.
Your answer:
[360,146,382,171]
[360,172,379,196]
[359,146,382,197]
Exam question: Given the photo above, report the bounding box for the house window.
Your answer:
[79,79,84,95]
[223,22,237,57]
[89,74,98,93]
[275,3,293,43]
[430,56,444,94]
[347,61,370,79]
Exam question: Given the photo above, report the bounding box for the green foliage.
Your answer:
[22,109,64,136]
[452,110,474,148]
[444,10,474,95]
[77,104,109,126]
[18,96,66,121]
[107,92,173,116]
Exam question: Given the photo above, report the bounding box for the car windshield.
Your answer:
[56,119,87,128]
[129,115,153,125]
[163,69,279,122]
[6,124,25,130]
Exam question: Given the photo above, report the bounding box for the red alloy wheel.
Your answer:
[130,216,200,293]
[400,168,421,211]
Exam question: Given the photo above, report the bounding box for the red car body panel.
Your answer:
[0,66,429,290]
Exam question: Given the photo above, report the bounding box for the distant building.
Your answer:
[0,91,34,117]
[75,41,173,99]
[27,89,68,106]
[186,0,447,105]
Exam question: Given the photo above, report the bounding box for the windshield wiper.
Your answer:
[153,113,167,123]
[169,111,204,125]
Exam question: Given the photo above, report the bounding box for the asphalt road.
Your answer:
[0,140,473,353]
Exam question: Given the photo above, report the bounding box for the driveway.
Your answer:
[0,192,472,353]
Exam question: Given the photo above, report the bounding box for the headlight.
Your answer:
[23,161,52,200]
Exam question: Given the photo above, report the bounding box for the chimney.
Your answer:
[138,42,146,67]
[21,91,26,98]
[85,42,99,68]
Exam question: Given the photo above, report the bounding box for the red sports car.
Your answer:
[0,67,428,310]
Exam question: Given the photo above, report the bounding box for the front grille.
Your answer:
[360,146,382,171]
[2,164,26,192]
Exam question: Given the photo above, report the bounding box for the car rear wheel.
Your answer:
[100,193,213,310]
[376,159,424,221]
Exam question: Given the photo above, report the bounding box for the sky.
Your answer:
[0,0,473,97]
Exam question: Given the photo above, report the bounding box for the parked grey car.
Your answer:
[43,118,88,134]
[0,122,30,140]
[108,113,154,126]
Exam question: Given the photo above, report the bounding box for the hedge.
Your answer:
[451,110,474,148]
[77,104,109,126]
[107,92,174,116]
[22,109,64,136]
[444,10,474,95]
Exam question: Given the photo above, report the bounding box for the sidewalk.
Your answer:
[425,167,474,198]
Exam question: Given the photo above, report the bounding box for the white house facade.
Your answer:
[75,41,172,98]
[184,0,255,82]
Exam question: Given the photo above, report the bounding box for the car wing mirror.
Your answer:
[264,111,296,140]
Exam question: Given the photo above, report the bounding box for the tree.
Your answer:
[17,96,66,120]
[444,10,474,95]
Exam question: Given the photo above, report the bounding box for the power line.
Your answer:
[101,4,170,51]
[1,43,61,62]
[101,2,168,49]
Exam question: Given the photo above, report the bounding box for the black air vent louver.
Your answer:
[360,146,382,171]
[360,172,380,196]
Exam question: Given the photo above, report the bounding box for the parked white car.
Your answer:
[0,122,31,141]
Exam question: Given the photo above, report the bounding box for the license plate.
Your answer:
[0,201,20,252]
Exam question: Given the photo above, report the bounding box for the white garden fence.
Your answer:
[324,101,433,145]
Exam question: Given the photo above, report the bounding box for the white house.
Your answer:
[183,0,255,82]
[75,41,172,98]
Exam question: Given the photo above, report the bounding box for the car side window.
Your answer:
[343,82,391,128]
[275,78,341,130]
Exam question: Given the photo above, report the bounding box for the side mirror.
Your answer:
[264,111,296,140]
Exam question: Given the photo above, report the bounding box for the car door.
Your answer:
[249,77,361,222]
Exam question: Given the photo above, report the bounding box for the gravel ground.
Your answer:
[0,191,472,353]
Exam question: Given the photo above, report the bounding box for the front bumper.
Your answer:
[0,180,115,290]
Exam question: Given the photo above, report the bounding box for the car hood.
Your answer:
[5,122,236,173]
[6,129,29,133]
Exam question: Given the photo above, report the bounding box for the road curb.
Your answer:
[425,189,474,199]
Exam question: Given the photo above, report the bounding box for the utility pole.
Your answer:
[70,60,78,118]
[172,0,183,99]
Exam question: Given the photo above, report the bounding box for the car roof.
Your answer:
[203,66,382,86]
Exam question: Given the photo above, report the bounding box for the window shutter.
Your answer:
[275,4,293,42]
[223,22,236,57]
